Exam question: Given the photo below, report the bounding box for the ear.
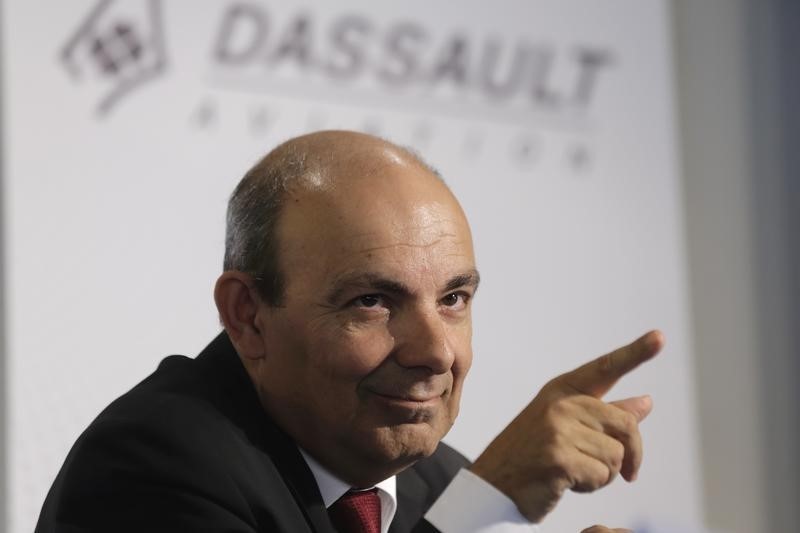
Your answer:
[214,271,267,361]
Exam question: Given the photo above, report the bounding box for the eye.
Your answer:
[352,294,384,309]
[440,291,470,310]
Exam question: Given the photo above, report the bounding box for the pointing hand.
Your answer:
[470,330,664,523]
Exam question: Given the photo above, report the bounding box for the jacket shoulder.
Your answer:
[36,339,311,532]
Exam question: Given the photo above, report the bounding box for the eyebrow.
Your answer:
[444,269,481,292]
[326,269,481,304]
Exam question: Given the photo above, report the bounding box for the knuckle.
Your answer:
[613,438,626,459]
[608,442,624,472]
[540,402,572,434]
[620,410,638,433]
[548,396,572,418]
[546,431,575,463]
[591,464,611,488]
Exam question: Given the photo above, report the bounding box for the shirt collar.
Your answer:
[299,449,397,533]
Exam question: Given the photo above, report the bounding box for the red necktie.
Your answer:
[328,488,381,533]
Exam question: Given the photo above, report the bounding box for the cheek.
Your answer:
[309,321,396,378]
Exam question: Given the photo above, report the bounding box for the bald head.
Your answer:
[224,130,456,306]
[260,130,441,186]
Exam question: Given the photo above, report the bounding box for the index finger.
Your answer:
[559,330,664,398]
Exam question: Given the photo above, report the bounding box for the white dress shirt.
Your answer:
[299,449,539,533]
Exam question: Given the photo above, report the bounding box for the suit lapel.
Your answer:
[390,466,431,533]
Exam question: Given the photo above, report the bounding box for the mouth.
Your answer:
[367,388,446,406]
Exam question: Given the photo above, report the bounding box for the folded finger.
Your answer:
[568,452,612,493]
[567,396,645,481]
[573,424,625,485]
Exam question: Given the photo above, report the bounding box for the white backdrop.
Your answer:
[2,1,704,531]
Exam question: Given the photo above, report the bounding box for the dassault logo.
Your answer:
[210,3,613,119]
[60,0,167,116]
[56,0,613,179]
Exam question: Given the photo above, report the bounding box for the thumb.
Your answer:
[609,395,653,422]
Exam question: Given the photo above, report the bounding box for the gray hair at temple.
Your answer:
[222,130,442,306]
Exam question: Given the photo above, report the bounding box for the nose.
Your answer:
[392,306,455,374]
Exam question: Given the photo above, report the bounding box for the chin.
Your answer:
[379,419,450,461]
[340,421,449,486]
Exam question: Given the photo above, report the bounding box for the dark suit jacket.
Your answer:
[36,333,469,533]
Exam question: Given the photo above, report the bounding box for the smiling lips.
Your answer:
[367,383,448,403]
[363,370,452,404]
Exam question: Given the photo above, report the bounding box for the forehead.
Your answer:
[339,201,464,251]
[276,163,474,284]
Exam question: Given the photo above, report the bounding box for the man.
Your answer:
[37,131,661,532]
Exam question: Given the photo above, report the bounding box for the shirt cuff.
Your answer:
[424,468,540,532]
